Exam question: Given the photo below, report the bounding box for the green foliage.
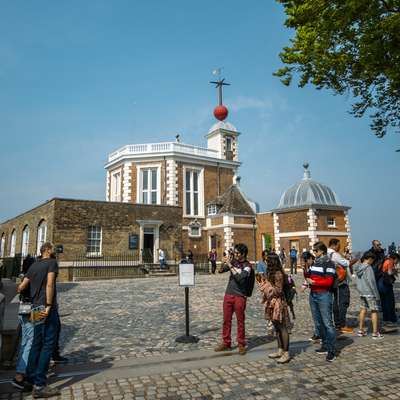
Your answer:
[275,0,400,139]
[263,233,272,251]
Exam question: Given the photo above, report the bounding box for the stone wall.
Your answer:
[277,210,309,232]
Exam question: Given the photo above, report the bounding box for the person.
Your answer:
[304,241,336,362]
[208,248,217,274]
[344,247,351,260]
[388,242,397,256]
[378,253,399,325]
[354,251,383,339]
[289,247,298,275]
[279,248,286,268]
[259,255,291,363]
[328,239,357,334]
[301,251,321,342]
[158,248,166,270]
[215,243,253,355]
[369,240,385,280]
[18,242,61,398]
[187,249,194,264]
[12,256,35,390]
[255,250,268,276]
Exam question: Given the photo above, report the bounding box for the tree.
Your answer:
[274,0,400,140]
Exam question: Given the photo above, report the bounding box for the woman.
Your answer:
[259,255,290,363]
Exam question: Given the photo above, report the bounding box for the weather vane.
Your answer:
[210,69,230,121]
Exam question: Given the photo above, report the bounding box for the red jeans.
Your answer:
[222,294,247,347]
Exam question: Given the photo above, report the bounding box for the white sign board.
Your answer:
[179,263,195,287]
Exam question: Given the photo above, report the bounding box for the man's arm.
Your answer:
[40,271,56,317]
[17,277,30,293]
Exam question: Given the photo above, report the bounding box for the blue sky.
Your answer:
[0,1,398,251]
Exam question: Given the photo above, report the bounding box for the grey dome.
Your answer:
[277,164,341,209]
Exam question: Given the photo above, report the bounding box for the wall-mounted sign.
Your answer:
[128,234,139,250]
[179,263,195,287]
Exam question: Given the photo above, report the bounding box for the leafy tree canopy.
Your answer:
[275,0,400,139]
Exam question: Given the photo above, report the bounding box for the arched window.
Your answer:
[10,230,16,257]
[21,225,30,257]
[36,220,47,255]
[0,234,5,258]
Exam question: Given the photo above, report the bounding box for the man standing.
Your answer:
[158,248,166,270]
[369,240,385,279]
[255,250,268,275]
[289,246,298,274]
[215,243,253,355]
[305,241,336,362]
[328,239,357,334]
[18,242,60,398]
[208,248,217,274]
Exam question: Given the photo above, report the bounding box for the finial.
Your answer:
[175,134,180,143]
[303,162,311,179]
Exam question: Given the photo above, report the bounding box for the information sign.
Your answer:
[178,263,195,287]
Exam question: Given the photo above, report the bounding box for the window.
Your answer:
[0,234,5,257]
[226,137,232,151]
[111,171,121,202]
[141,168,158,204]
[21,225,30,257]
[10,230,16,257]
[185,169,201,216]
[188,220,201,238]
[207,204,218,216]
[36,220,47,255]
[87,226,102,256]
[327,217,336,228]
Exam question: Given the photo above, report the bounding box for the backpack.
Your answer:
[244,266,255,297]
[283,274,296,304]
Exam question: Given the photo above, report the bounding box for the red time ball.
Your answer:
[213,105,228,121]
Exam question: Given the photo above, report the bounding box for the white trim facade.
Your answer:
[136,163,162,205]
[166,159,178,206]
[122,162,132,203]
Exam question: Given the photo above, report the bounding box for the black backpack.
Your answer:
[283,274,296,304]
[244,266,255,297]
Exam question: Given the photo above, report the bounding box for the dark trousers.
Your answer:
[290,257,297,274]
[26,308,60,387]
[52,311,61,358]
[222,294,247,347]
[380,284,397,323]
[210,261,217,274]
[333,283,350,327]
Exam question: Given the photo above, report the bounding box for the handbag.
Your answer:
[18,301,32,315]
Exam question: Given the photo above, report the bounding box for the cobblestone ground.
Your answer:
[56,274,398,364]
[1,274,399,399]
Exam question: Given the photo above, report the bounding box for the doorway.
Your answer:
[143,227,154,263]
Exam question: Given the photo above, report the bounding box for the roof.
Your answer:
[208,183,256,216]
[275,164,348,211]
[208,120,238,134]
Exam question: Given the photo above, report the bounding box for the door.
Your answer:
[143,227,154,263]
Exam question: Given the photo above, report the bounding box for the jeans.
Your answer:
[309,291,336,353]
[26,308,60,387]
[380,284,397,323]
[16,315,34,374]
[290,257,297,274]
[52,311,62,358]
[333,283,350,327]
[222,294,247,347]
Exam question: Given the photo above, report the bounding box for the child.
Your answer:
[354,251,383,339]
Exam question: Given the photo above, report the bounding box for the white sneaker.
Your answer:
[372,333,384,340]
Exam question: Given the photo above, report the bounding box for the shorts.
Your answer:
[360,296,380,311]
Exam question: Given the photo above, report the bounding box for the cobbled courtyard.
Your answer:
[1,273,400,400]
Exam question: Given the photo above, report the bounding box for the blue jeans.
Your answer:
[309,291,336,353]
[16,315,34,374]
[26,308,60,387]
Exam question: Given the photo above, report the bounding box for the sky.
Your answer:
[0,1,398,251]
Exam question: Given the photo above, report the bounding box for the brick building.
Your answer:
[0,82,351,266]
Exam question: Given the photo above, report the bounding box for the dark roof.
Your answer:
[209,184,255,216]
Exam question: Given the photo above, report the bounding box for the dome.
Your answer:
[277,163,341,210]
[208,120,237,134]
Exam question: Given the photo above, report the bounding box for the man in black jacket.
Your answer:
[214,243,253,355]
[369,240,385,280]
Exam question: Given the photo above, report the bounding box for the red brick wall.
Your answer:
[316,210,346,231]
[277,210,309,232]
[255,213,274,257]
